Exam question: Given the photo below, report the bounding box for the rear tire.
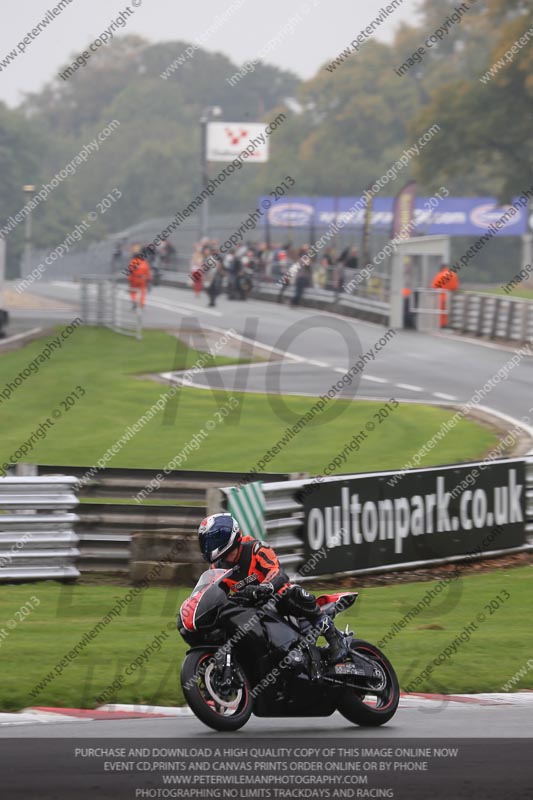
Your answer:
[181,649,253,732]
[337,639,399,727]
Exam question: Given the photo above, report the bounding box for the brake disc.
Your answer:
[204,662,243,708]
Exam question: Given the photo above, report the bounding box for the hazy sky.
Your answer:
[0,0,421,107]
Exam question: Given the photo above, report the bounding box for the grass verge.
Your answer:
[0,566,530,711]
[0,328,497,474]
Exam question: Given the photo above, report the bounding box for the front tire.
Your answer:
[337,639,399,727]
[181,649,253,732]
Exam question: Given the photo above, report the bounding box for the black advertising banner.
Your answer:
[302,460,526,576]
[1,738,532,799]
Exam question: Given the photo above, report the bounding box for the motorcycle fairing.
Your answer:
[179,568,230,632]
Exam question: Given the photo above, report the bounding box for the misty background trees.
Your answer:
[0,0,531,276]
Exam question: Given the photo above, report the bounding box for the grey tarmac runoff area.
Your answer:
[0,694,533,737]
[17,280,533,425]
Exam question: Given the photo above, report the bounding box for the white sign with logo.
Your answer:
[206,122,269,163]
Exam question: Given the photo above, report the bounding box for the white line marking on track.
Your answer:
[0,327,43,346]
[395,382,424,392]
[307,359,329,368]
[224,328,305,363]
[334,370,389,383]
[433,392,457,401]
[147,298,222,317]
[160,361,271,383]
[158,297,222,316]
[50,281,77,289]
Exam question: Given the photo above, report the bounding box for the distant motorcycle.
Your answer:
[177,568,399,731]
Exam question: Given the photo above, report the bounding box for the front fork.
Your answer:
[214,645,234,686]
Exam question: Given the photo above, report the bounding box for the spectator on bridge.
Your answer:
[254,242,268,280]
[276,251,291,303]
[189,244,205,297]
[206,251,225,307]
[343,246,359,271]
[225,248,245,300]
[291,252,312,307]
[127,251,152,310]
[267,243,283,282]
[431,264,460,327]
[190,263,204,297]
[158,238,177,268]
[336,246,359,293]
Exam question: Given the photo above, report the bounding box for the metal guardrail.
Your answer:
[4,462,530,581]
[0,477,80,581]
[80,276,142,339]
[157,271,391,325]
[35,465,291,502]
[32,466,293,572]
[450,292,533,343]
[77,503,205,572]
[253,283,390,325]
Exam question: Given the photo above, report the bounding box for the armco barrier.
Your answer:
[219,456,533,579]
[252,282,390,325]
[156,270,391,326]
[77,502,205,572]
[0,477,80,581]
[30,465,294,573]
[449,292,533,343]
[126,272,533,339]
[3,461,531,581]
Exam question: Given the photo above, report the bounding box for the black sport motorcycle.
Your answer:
[177,568,399,731]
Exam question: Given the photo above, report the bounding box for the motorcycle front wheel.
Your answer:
[336,639,400,726]
[181,649,253,732]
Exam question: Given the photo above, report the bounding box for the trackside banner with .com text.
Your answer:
[260,195,531,236]
[302,459,525,575]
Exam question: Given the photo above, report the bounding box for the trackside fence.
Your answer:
[1,460,531,582]
[4,466,295,575]
[449,292,533,344]
[0,477,80,581]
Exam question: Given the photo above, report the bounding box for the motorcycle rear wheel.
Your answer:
[337,639,400,726]
[181,650,253,732]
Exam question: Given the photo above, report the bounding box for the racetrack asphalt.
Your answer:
[22,281,533,427]
[1,694,532,737]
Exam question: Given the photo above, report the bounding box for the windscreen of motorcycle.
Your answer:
[179,568,230,632]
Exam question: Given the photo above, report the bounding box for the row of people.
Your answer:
[189,240,362,307]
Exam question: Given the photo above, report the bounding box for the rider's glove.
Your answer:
[255,582,274,600]
[240,583,274,603]
[239,585,257,601]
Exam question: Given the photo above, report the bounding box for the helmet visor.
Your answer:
[200,524,234,562]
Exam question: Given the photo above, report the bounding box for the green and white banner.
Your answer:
[227,481,266,541]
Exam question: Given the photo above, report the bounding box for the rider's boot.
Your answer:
[318,614,348,664]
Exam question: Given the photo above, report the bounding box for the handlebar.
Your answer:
[230,589,276,608]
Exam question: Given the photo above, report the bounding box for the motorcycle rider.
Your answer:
[197,512,347,663]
